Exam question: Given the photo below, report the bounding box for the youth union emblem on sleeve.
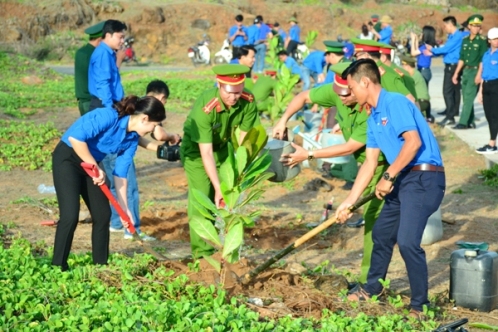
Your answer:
[381,117,388,126]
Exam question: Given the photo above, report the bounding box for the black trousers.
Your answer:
[51,142,111,270]
[482,79,498,141]
[443,64,461,120]
[419,100,431,119]
[287,40,299,59]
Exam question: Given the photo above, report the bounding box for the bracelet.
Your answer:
[308,150,314,160]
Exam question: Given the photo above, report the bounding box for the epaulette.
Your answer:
[394,68,404,77]
[379,66,386,76]
[202,97,221,114]
[241,91,255,102]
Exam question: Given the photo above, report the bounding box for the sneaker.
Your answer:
[476,144,498,155]
[109,226,124,232]
[124,232,156,241]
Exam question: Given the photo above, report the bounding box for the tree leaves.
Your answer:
[190,216,221,250]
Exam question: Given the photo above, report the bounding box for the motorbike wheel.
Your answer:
[191,58,200,67]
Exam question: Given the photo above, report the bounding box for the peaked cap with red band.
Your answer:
[331,62,353,96]
[213,64,251,93]
[351,38,393,55]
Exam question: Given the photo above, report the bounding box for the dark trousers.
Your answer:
[89,97,104,112]
[78,99,91,116]
[287,40,299,59]
[51,142,111,270]
[419,100,431,119]
[232,46,241,60]
[364,170,445,311]
[443,64,461,120]
[483,79,498,141]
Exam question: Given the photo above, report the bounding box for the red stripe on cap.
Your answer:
[216,74,245,85]
[334,73,349,88]
[379,48,392,54]
[354,44,380,53]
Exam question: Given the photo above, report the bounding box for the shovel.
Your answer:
[80,162,168,261]
[240,192,376,284]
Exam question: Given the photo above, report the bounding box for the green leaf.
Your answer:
[219,162,235,189]
[238,189,265,208]
[243,153,272,183]
[226,247,240,264]
[191,199,216,221]
[223,221,243,259]
[203,254,221,273]
[190,216,221,249]
[235,146,248,177]
[227,142,237,179]
[241,216,255,228]
[192,189,217,215]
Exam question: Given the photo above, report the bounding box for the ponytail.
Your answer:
[114,95,166,121]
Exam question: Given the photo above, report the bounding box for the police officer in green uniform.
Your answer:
[250,70,277,113]
[400,55,433,121]
[181,64,260,258]
[452,14,488,129]
[351,38,416,102]
[377,44,418,100]
[74,21,105,116]
[273,62,388,285]
[371,14,382,33]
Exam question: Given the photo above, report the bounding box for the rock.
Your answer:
[21,76,43,85]
[429,10,434,16]
[191,19,211,30]
[286,262,307,275]
[334,8,345,17]
[141,7,165,24]
[4,27,22,42]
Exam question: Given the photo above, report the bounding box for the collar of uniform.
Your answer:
[119,113,129,130]
[215,89,240,113]
[100,42,115,55]
[371,89,387,114]
[349,103,360,114]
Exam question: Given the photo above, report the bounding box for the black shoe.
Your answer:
[347,282,359,291]
[453,124,469,130]
[347,218,365,228]
[342,181,354,190]
[438,118,455,126]
[437,110,447,116]
[469,123,476,129]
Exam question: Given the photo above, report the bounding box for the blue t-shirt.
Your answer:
[431,30,464,64]
[289,25,300,42]
[229,25,249,47]
[88,43,124,107]
[278,28,287,41]
[482,49,498,81]
[366,89,443,168]
[416,44,432,69]
[257,23,271,43]
[302,51,326,74]
[379,25,393,44]
[61,107,139,178]
[283,57,302,76]
[230,58,240,64]
[247,25,259,45]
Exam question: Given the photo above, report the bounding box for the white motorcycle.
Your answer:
[294,43,309,64]
[213,39,232,65]
[188,39,211,67]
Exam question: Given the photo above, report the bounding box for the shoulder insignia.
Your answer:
[241,91,255,102]
[394,68,404,77]
[378,66,386,76]
[202,97,221,114]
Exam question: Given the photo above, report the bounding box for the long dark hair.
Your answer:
[114,96,166,121]
[421,25,436,47]
[361,24,369,37]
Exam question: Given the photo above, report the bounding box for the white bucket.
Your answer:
[319,131,352,164]
[421,206,443,245]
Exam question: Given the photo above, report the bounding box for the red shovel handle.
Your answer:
[81,162,137,234]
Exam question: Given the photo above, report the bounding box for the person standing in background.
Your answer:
[228,15,248,59]
[274,22,287,42]
[286,17,301,59]
[476,27,498,154]
[246,18,260,47]
[424,16,464,127]
[410,26,437,87]
[359,24,374,40]
[253,15,271,74]
[451,14,488,130]
[371,16,393,44]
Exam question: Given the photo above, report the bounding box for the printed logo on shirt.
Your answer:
[491,61,497,65]
[381,117,388,126]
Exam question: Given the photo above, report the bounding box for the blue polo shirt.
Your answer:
[416,44,432,69]
[302,51,326,74]
[257,23,271,43]
[289,25,300,42]
[366,89,443,168]
[278,28,287,41]
[482,48,498,81]
[247,24,259,45]
[431,30,464,64]
[283,56,302,76]
[61,107,139,178]
[88,42,124,107]
[229,25,249,47]
[379,25,393,44]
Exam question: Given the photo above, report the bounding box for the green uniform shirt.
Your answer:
[376,61,411,96]
[459,34,488,67]
[374,22,382,33]
[309,84,386,164]
[74,43,95,101]
[181,88,259,160]
[412,69,430,101]
[250,76,276,102]
[389,63,418,99]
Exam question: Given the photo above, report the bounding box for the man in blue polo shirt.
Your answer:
[424,16,464,126]
[286,17,301,59]
[253,15,271,74]
[336,59,445,319]
[301,51,327,90]
[372,15,393,44]
[228,14,248,59]
[246,18,260,47]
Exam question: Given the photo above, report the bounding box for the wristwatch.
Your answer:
[382,172,395,182]
[308,150,314,160]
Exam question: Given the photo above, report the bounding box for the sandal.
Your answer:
[405,309,424,321]
[346,285,371,302]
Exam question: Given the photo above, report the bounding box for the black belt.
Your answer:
[409,164,444,172]
[483,78,498,83]
[445,63,457,66]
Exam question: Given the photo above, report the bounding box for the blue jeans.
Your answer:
[418,67,432,87]
[254,43,266,73]
[300,66,319,91]
[364,170,445,311]
[101,154,140,234]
